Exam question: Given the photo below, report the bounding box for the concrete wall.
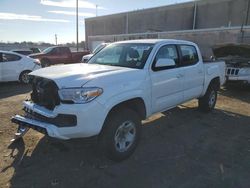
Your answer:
[88,27,250,58]
[85,0,250,54]
[195,0,247,28]
[85,0,250,38]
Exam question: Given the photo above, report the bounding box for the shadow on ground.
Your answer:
[220,84,250,103]
[6,107,250,188]
[0,82,31,99]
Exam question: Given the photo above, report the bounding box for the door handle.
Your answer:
[198,69,203,73]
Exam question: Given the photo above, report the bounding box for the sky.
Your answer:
[0,0,193,44]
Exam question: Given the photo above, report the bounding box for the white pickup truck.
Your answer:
[12,39,225,161]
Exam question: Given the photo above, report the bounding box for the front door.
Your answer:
[150,45,184,113]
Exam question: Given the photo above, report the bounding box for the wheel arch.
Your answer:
[202,76,220,96]
[209,77,220,91]
[106,97,147,121]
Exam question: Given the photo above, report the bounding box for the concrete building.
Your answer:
[85,0,250,57]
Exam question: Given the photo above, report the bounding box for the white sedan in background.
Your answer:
[0,50,41,83]
[82,43,110,63]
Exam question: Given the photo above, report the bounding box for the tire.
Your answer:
[99,108,141,161]
[41,59,50,68]
[19,70,31,84]
[198,84,217,112]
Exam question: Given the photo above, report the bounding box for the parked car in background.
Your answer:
[12,39,225,161]
[213,43,250,85]
[12,49,33,56]
[82,43,110,63]
[12,48,41,56]
[30,47,41,54]
[29,46,89,67]
[0,50,41,83]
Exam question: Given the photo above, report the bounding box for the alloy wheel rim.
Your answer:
[209,90,216,108]
[22,73,29,83]
[114,120,136,152]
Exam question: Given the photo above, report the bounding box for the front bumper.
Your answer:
[226,75,250,84]
[11,100,107,139]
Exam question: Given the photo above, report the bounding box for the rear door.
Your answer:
[150,44,184,113]
[1,52,22,81]
[178,45,204,101]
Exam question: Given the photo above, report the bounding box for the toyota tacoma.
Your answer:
[11,39,226,161]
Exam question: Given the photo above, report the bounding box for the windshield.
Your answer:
[42,47,54,54]
[88,43,154,69]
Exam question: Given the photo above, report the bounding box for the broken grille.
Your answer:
[226,68,240,76]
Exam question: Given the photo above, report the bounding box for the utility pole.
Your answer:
[76,0,79,51]
[96,4,98,17]
[241,0,250,42]
[55,34,57,45]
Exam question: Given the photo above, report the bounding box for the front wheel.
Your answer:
[41,59,50,68]
[99,108,141,161]
[198,85,217,112]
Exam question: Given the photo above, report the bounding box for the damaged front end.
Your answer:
[11,76,70,141]
[213,44,250,84]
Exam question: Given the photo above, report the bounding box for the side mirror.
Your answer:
[210,56,216,61]
[155,58,175,68]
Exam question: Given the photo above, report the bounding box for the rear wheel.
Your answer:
[41,59,50,68]
[99,108,141,161]
[198,85,217,112]
[19,70,31,84]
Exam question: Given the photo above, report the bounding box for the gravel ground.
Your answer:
[0,82,250,188]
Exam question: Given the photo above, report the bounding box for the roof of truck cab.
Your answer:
[115,39,195,45]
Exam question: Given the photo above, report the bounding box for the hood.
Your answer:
[29,52,44,58]
[29,63,138,88]
[212,44,250,59]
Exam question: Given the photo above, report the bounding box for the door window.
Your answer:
[1,53,21,62]
[0,53,3,62]
[152,45,179,71]
[51,48,60,55]
[180,45,199,66]
[61,47,70,54]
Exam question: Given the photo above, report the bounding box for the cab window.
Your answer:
[152,45,179,71]
[51,48,60,55]
[60,47,70,54]
[179,45,199,66]
[1,53,21,62]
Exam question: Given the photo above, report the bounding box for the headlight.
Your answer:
[58,87,103,104]
[239,69,250,76]
[33,59,41,65]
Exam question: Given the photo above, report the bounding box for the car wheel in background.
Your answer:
[19,70,31,84]
[41,59,50,68]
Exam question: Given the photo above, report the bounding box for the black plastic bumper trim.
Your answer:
[11,117,48,135]
[23,107,77,127]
